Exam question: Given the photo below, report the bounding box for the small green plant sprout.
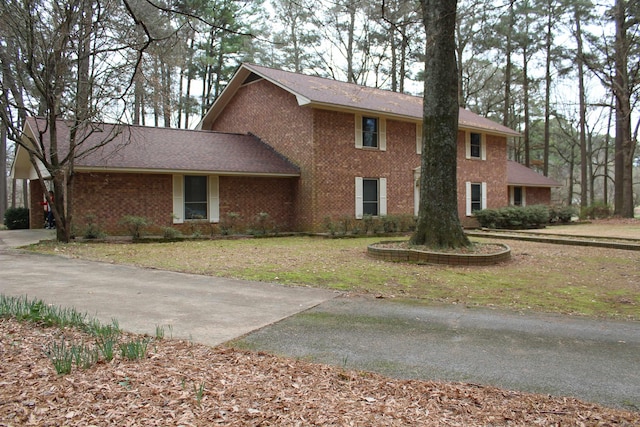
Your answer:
[46,340,74,375]
[119,338,150,360]
[194,381,206,404]
[155,324,165,339]
[71,343,100,369]
[119,215,151,239]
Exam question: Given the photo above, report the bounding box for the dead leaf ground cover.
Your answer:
[2,317,639,426]
[32,220,640,319]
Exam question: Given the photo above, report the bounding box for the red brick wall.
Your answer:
[72,172,173,235]
[524,187,552,206]
[457,133,508,227]
[70,172,296,235]
[313,110,420,228]
[209,79,313,230]
[219,176,296,231]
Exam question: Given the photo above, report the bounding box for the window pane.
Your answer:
[470,133,481,158]
[471,183,482,212]
[185,176,207,219]
[362,179,378,216]
[362,117,378,147]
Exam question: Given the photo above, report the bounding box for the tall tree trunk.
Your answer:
[543,1,553,176]
[0,125,7,220]
[346,3,356,83]
[411,0,469,249]
[575,8,588,213]
[612,0,634,217]
[522,44,530,168]
[502,0,514,127]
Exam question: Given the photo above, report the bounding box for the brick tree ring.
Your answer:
[367,241,511,266]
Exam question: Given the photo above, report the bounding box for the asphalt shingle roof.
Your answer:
[24,117,300,176]
[240,64,521,137]
[507,160,561,187]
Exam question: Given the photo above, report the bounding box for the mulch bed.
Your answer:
[2,318,638,426]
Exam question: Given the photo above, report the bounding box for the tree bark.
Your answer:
[411,0,469,249]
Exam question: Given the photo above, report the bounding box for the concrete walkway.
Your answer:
[0,229,337,345]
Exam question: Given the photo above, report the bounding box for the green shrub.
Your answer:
[82,214,106,239]
[4,207,29,230]
[119,215,151,239]
[475,205,550,230]
[474,209,504,229]
[162,227,183,239]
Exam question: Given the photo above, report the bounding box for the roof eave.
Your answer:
[75,166,300,178]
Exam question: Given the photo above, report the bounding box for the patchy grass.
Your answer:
[32,235,640,320]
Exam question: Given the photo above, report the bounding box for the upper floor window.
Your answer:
[362,117,378,148]
[466,132,486,160]
[355,114,386,151]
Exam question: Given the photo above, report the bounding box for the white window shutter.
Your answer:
[481,135,487,160]
[379,178,387,216]
[209,175,220,223]
[416,123,422,155]
[481,182,487,210]
[465,181,472,216]
[355,114,363,148]
[379,118,387,151]
[522,187,527,207]
[355,177,363,219]
[172,175,184,224]
[465,133,471,159]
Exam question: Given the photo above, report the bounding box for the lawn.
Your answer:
[33,232,640,320]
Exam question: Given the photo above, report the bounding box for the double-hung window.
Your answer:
[172,175,220,223]
[184,176,208,219]
[355,177,387,219]
[466,182,487,216]
[362,117,378,148]
[355,114,386,150]
[466,132,486,160]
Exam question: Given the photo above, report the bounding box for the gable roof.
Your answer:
[199,63,521,137]
[12,117,300,179]
[507,160,561,188]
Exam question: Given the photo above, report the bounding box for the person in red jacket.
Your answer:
[40,191,55,229]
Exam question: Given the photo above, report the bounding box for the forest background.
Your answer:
[1,0,639,224]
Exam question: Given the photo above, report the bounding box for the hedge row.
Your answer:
[475,205,576,230]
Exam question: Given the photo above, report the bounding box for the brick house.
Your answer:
[13,63,559,234]
[199,63,558,229]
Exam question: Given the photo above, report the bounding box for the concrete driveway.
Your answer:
[0,229,337,345]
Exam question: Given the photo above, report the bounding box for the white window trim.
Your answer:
[466,181,487,216]
[355,114,386,151]
[173,174,220,224]
[465,132,486,160]
[355,177,387,219]
[416,123,422,155]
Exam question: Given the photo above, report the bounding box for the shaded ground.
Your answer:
[230,296,640,412]
[2,318,639,426]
